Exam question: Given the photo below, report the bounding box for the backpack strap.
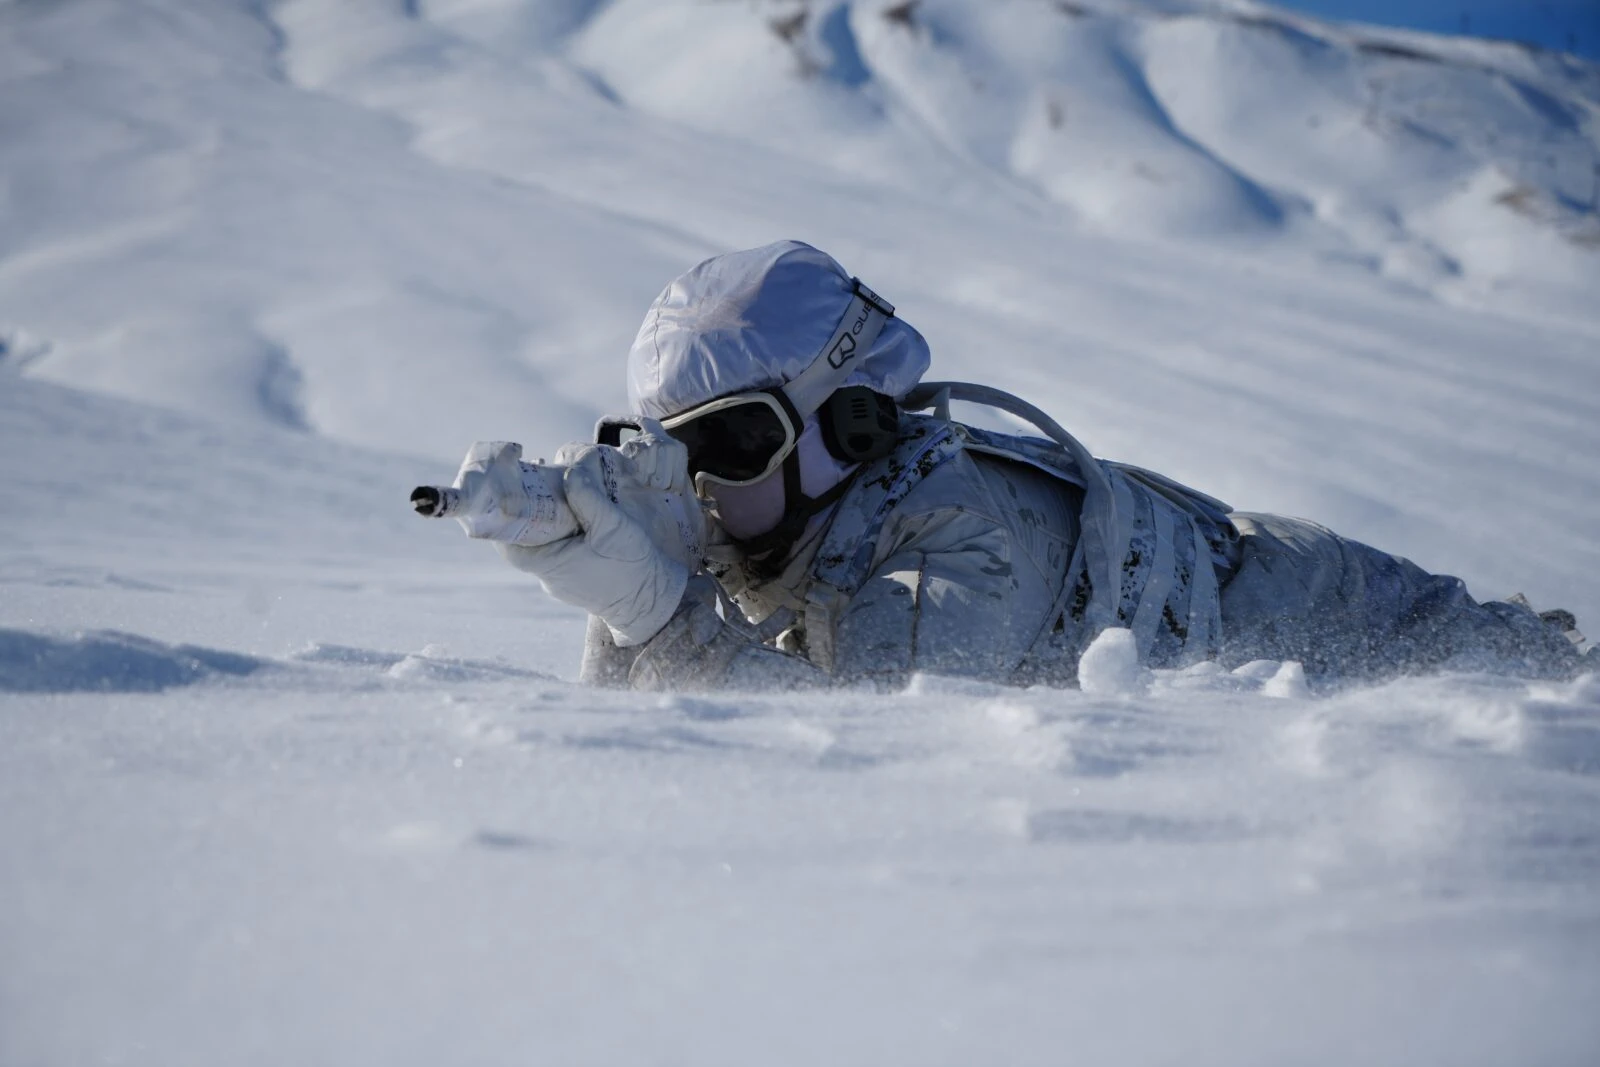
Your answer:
[802,400,1232,677]
[810,415,967,593]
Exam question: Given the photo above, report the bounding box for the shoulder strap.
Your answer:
[810,413,965,593]
[807,386,1231,676]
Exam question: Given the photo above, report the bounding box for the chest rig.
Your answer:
[790,384,1239,682]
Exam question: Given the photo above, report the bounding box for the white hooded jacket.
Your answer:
[579,243,1588,691]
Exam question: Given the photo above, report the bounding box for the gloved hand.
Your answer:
[446,441,580,545]
[499,424,705,647]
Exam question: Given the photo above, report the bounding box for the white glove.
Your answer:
[447,441,580,546]
[500,425,705,647]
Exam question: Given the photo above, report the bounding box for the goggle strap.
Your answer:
[763,385,805,436]
[783,277,895,417]
[734,464,864,572]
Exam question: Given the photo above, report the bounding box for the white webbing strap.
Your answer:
[783,278,895,417]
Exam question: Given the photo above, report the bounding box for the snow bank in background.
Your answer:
[292,641,557,684]
[0,629,267,693]
[0,625,551,696]
[571,0,1599,273]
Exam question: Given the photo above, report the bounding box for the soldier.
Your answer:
[477,241,1590,691]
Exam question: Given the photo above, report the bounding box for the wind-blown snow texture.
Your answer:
[2,2,1598,1064]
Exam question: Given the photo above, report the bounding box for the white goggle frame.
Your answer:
[659,278,897,495]
[660,391,800,493]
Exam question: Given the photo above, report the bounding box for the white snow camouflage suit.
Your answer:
[577,242,1586,692]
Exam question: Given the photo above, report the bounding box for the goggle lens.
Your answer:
[665,399,791,484]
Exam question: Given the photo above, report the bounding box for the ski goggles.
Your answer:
[660,389,802,490]
[657,277,898,491]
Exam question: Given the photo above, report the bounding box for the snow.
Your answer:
[1076,626,1149,695]
[2,0,1599,1062]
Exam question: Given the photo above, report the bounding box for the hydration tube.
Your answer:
[900,380,1123,634]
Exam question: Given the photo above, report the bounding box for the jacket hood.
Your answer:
[627,241,931,419]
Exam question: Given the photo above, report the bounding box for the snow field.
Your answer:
[5,619,1598,1063]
